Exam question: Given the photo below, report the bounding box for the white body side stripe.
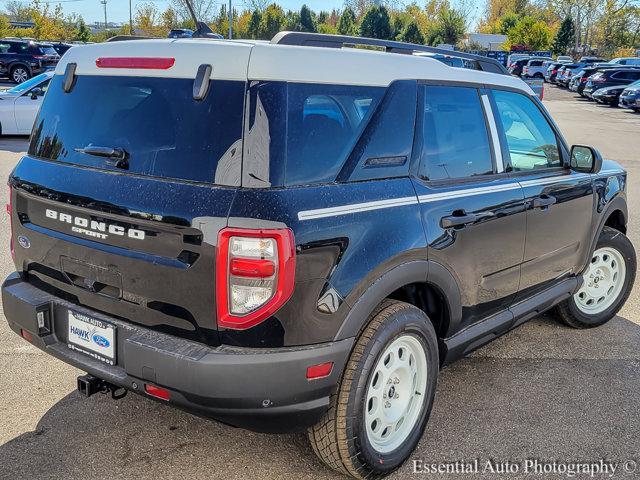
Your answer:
[297,196,418,221]
[297,173,602,221]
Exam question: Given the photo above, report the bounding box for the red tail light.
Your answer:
[216,227,295,330]
[552,69,558,74]
[95,57,175,69]
[7,184,13,260]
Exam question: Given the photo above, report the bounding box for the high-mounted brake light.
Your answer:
[216,227,295,330]
[95,57,175,70]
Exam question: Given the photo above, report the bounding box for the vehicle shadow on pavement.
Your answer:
[0,388,344,480]
[0,137,29,154]
[1,314,639,480]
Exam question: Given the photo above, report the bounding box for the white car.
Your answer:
[0,71,52,135]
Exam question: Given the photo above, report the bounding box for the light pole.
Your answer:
[129,0,133,35]
[228,0,232,39]
[101,0,108,30]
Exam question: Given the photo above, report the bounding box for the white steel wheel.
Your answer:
[364,334,428,453]
[575,246,626,315]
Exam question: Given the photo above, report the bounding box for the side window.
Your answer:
[492,90,561,171]
[418,86,493,181]
[285,83,384,185]
[0,43,9,54]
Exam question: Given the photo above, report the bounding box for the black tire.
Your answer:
[308,299,439,478]
[555,227,636,329]
[10,65,30,84]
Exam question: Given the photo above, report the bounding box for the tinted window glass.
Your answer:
[419,86,493,181]
[29,75,245,184]
[348,80,416,181]
[248,82,384,186]
[287,83,383,185]
[37,45,58,56]
[492,90,560,171]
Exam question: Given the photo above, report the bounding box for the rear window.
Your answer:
[37,45,58,56]
[29,75,245,184]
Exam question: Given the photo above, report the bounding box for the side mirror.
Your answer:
[570,145,602,174]
[29,87,43,100]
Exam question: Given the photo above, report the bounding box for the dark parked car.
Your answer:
[593,85,628,105]
[508,57,531,76]
[619,80,640,111]
[544,62,565,83]
[50,42,73,56]
[584,68,640,98]
[0,39,60,83]
[168,28,194,38]
[570,65,618,95]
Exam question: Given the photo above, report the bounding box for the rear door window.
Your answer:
[418,86,493,181]
[29,75,246,184]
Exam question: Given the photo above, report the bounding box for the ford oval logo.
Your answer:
[92,334,110,348]
[17,235,31,249]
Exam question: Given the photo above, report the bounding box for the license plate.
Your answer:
[68,310,116,365]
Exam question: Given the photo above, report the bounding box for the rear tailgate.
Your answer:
[9,39,252,345]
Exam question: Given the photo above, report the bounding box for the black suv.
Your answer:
[0,39,60,83]
[2,33,636,478]
[584,67,640,98]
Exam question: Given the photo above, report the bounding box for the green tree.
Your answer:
[398,20,425,44]
[359,5,393,40]
[427,6,466,46]
[259,3,285,40]
[551,16,575,55]
[247,9,261,38]
[391,15,405,39]
[284,10,300,30]
[496,11,519,34]
[507,16,552,51]
[337,8,357,36]
[74,17,91,42]
[299,4,316,32]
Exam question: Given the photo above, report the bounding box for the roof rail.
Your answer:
[271,32,509,75]
[106,35,156,42]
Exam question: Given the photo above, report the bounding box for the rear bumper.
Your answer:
[2,273,353,433]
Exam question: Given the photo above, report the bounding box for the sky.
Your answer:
[1,0,350,24]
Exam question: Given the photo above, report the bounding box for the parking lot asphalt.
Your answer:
[1,86,640,480]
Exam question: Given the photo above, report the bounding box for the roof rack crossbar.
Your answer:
[271,32,509,75]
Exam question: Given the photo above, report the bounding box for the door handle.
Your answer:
[441,210,495,229]
[532,194,557,209]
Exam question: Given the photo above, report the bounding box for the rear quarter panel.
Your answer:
[225,178,427,347]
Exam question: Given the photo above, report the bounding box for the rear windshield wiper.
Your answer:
[74,145,129,170]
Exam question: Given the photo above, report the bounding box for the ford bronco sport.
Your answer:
[3,32,636,478]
